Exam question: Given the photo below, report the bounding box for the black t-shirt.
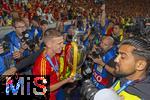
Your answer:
[15,49,43,71]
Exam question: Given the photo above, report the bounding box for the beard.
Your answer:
[114,64,136,78]
[114,72,130,78]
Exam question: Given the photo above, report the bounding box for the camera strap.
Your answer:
[12,34,21,52]
[102,46,117,64]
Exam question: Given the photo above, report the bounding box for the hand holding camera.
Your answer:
[21,30,37,52]
[13,51,22,59]
[0,38,10,55]
[88,55,105,67]
[0,44,4,54]
[94,57,105,67]
[21,42,29,50]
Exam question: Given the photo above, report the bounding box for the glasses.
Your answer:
[15,25,26,29]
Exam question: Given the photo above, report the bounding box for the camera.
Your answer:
[0,38,10,56]
[82,57,93,78]
[91,27,97,34]
[81,79,99,100]
[91,47,103,59]
[91,50,100,59]
[125,17,150,38]
[21,30,36,51]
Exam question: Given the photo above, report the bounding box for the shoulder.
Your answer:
[7,31,16,36]
[121,77,150,99]
[32,52,47,75]
[34,52,46,64]
[5,31,16,40]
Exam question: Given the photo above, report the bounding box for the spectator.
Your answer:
[109,24,123,45]
[0,16,5,26]
[22,17,30,30]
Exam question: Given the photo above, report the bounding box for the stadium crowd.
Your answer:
[0,0,150,100]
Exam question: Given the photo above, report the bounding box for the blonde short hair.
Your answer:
[43,28,62,43]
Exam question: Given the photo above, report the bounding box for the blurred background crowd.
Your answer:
[0,0,150,100]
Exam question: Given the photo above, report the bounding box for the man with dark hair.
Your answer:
[110,24,123,45]
[40,20,49,36]
[30,16,42,40]
[40,20,48,26]
[112,37,150,99]
[22,17,30,30]
[38,20,49,49]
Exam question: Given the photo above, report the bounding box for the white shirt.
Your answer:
[47,13,54,24]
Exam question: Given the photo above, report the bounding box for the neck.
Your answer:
[16,33,22,39]
[126,71,146,81]
[45,49,55,58]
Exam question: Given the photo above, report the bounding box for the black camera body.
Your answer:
[21,30,37,51]
[81,79,99,100]
[82,57,93,77]
[0,37,10,56]
[91,47,103,59]
[91,50,100,59]
[126,17,150,36]
[81,47,103,78]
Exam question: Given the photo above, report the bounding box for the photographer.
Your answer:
[81,36,117,100]
[5,18,30,60]
[1,18,35,75]
[91,36,117,88]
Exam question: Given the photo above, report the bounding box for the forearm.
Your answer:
[15,49,43,71]
[105,65,115,75]
[93,58,115,75]
[83,29,91,41]
[52,16,56,22]
[50,79,68,92]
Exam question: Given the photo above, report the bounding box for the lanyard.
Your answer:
[45,55,59,73]
[12,33,21,52]
[14,38,21,51]
[112,80,134,94]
